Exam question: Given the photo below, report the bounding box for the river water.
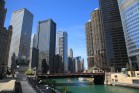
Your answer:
[50,78,139,93]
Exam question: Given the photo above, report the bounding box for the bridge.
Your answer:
[37,73,105,85]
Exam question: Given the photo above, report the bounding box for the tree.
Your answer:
[42,59,49,74]
[25,69,33,75]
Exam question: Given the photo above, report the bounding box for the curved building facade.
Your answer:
[118,0,139,70]
[91,9,106,70]
[85,21,94,70]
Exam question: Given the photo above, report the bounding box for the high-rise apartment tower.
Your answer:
[91,8,106,70]
[85,20,94,69]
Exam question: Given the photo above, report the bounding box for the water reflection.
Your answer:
[51,78,139,93]
[57,85,139,93]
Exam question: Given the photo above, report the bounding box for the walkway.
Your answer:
[0,80,16,92]
[20,81,36,93]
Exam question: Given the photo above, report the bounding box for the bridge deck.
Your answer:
[37,73,105,78]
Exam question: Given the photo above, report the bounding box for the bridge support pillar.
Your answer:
[94,75,105,85]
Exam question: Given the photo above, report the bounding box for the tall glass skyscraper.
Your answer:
[56,31,68,72]
[68,48,73,58]
[118,0,139,70]
[29,34,39,69]
[99,0,128,71]
[8,8,33,68]
[68,48,74,73]
[74,56,84,72]
[37,19,56,73]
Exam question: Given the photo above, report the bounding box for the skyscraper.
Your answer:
[99,0,128,71]
[80,59,84,72]
[37,19,56,73]
[68,48,74,73]
[0,0,6,27]
[0,0,12,67]
[117,0,139,70]
[85,20,94,70]
[68,48,73,58]
[91,8,106,70]
[54,54,62,73]
[56,31,68,72]
[29,34,39,69]
[74,56,83,72]
[8,8,33,68]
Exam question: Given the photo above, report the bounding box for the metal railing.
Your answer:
[27,77,58,93]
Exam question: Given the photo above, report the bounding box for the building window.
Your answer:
[137,73,139,77]
[115,79,118,82]
[114,75,118,78]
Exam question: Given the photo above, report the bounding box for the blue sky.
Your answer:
[5,0,99,69]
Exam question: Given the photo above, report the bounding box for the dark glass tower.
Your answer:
[37,19,56,74]
[99,0,128,71]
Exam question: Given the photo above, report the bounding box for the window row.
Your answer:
[122,2,139,17]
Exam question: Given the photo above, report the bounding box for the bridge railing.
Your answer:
[37,72,105,77]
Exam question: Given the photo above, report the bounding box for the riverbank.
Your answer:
[112,82,139,89]
[56,85,139,93]
[27,77,139,93]
[104,72,139,89]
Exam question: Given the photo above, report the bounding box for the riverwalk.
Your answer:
[113,82,139,89]
[21,81,36,93]
[0,80,16,92]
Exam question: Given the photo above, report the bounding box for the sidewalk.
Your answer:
[0,80,16,92]
[20,81,36,93]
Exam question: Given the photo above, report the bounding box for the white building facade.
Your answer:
[56,31,68,72]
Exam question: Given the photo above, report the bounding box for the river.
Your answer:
[49,78,139,93]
